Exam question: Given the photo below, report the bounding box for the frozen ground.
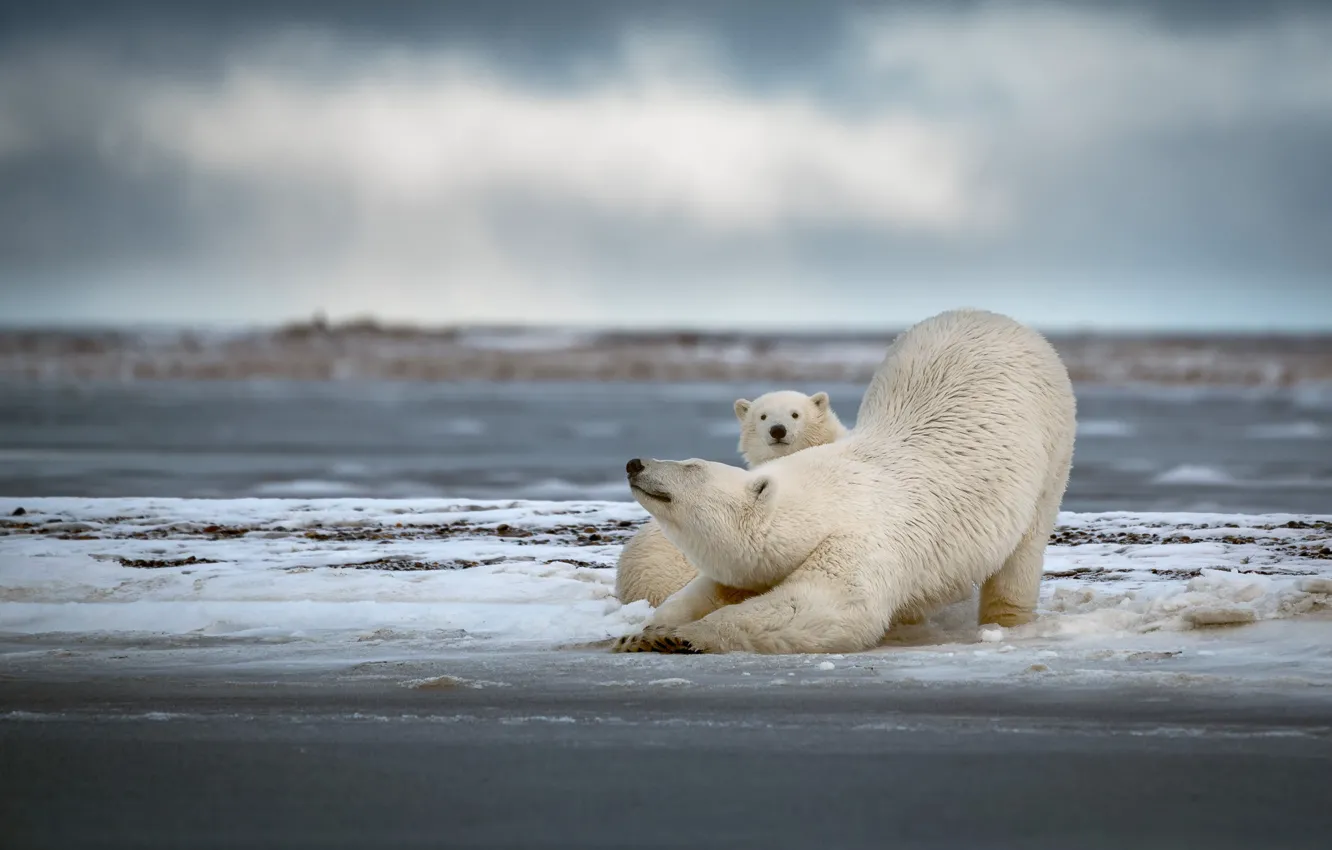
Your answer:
[5,497,1331,848]
[2,497,1330,696]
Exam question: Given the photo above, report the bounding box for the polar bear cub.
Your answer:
[735,390,848,469]
[616,308,1077,655]
[614,390,847,607]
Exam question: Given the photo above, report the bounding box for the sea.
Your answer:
[1,380,1330,515]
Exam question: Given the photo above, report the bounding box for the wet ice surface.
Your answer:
[2,381,1331,513]
[1,498,1330,700]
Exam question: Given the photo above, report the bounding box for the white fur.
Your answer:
[614,390,847,607]
[734,390,847,468]
[622,309,1077,654]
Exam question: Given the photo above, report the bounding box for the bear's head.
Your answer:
[733,390,841,467]
[624,454,826,591]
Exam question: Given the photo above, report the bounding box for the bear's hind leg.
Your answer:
[979,500,1060,628]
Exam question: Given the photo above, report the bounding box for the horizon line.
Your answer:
[2,316,1332,338]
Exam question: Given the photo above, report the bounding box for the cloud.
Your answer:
[0,2,1330,328]
[849,4,1332,239]
[853,3,1332,136]
[117,33,982,236]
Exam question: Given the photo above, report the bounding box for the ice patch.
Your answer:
[1150,466,1332,491]
[1152,465,1235,486]
[706,419,740,438]
[570,421,624,439]
[1037,569,1330,637]
[1246,421,1326,440]
[433,418,487,437]
[521,479,629,501]
[1077,420,1136,438]
[1291,385,1332,411]
[251,479,361,496]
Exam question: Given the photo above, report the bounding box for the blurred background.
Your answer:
[1,0,1329,512]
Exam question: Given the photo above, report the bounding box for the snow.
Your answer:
[1,498,1330,690]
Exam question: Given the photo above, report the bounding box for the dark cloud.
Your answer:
[1,0,1330,329]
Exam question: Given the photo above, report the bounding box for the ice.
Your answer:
[1149,466,1332,492]
[705,419,745,438]
[570,421,624,439]
[433,418,488,437]
[520,479,630,501]
[1,498,1330,689]
[1246,421,1326,440]
[1153,465,1236,486]
[1077,419,1136,438]
[251,479,362,496]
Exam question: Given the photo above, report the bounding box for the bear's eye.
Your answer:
[791,412,799,419]
[760,414,767,421]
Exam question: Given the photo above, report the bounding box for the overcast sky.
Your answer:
[1,0,1330,331]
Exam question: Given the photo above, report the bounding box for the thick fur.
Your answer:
[735,390,848,468]
[614,390,847,607]
[616,309,1077,655]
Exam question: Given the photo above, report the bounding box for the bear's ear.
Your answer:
[810,392,829,410]
[748,475,774,503]
[733,399,752,421]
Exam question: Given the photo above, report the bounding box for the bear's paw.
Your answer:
[611,626,703,654]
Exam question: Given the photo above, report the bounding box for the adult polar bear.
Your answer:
[615,390,848,607]
[615,309,1076,655]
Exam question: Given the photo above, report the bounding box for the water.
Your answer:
[1,381,1330,514]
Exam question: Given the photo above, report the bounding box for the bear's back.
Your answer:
[842,309,1076,558]
[856,309,1072,445]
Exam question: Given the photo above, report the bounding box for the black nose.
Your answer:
[769,424,787,440]
[626,458,645,477]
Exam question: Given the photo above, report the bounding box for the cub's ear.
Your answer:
[810,392,829,410]
[733,399,752,421]
[748,475,774,502]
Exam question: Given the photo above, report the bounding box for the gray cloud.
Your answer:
[1,1,1330,330]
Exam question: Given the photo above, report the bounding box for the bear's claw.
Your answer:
[611,628,702,654]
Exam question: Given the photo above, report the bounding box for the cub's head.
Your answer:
[624,456,802,590]
[733,390,843,467]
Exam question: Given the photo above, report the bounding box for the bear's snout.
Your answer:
[626,458,646,478]
[769,424,788,440]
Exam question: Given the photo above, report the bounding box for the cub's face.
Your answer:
[734,391,831,462]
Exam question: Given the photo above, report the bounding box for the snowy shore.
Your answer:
[2,498,1330,692]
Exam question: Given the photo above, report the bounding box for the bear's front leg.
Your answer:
[647,574,757,630]
[611,626,704,654]
[668,541,888,654]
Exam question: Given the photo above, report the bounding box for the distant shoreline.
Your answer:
[3,321,1331,385]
